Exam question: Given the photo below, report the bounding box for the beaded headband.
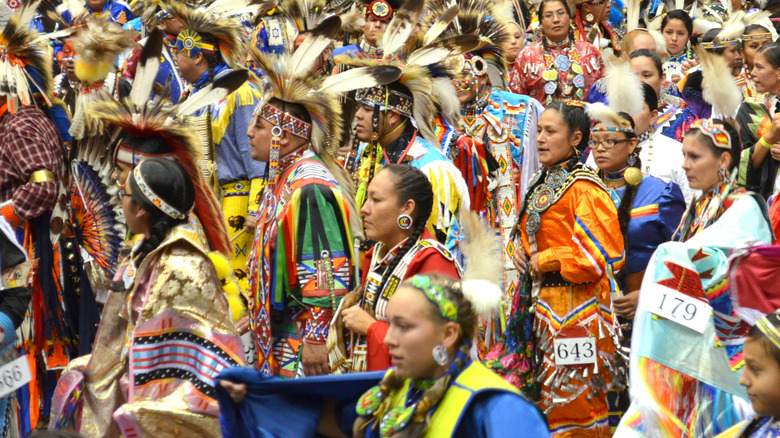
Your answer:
[591,126,634,134]
[113,140,175,167]
[355,85,413,119]
[365,0,394,21]
[132,164,188,220]
[756,312,780,351]
[742,32,772,41]
[564,99,585,107]
[408,275,458,322]
[700,40,738,50]
[690,118,731,150]
[256,102,312,139]
[176,29,216,57]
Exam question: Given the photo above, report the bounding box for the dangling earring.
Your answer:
[268,126,282,186]
[432,345,448,366]
[718,167,730,184]
[397,214,412,230]
[624,153,643,186]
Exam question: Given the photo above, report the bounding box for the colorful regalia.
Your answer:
[61,0,133,26]
[487,161,625,438]
[572,10,625,52]
[638,129,696,204]
[737,98,777,199]
[654,100,699,142]
[171,2,266,296]
[717,417,780,438]
[328,229,461,374]
[617,182,772,437]
[509,37,604,105]
[244,40,363,377]
[50,220,244,437]
[331,0,398,63]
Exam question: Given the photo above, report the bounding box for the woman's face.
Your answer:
[384,286,448,380]
[360,169,413,248]
[630,56,663,99]
[743,35,773,71]
[751,51,780,95]
[540,1,571,43]
[681,132,730,191]
[739,337,780,419]
[537,109,580,166]
[662,19,690,56]
[120,182,145,236]
[505,22,524,62]
[590,126,637,174]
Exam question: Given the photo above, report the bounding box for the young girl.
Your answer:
[718,311,780,437]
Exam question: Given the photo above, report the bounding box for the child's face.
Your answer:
[740,338,780,418]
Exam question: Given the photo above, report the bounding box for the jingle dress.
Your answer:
[328,229,461,374]
[49,221,244,437]
[509,38,604,106]
[247,149,356,377]
[617,180,773,437]
[487,161,625,438]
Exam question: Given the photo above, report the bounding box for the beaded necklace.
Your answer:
[541,37,584,105]
[603,168,627,188]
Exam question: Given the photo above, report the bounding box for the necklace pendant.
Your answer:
[585,13,594,22]
[542,69,559,81]
[571,63,583,75]
[544,81,558,95]
[572,74,585,88]
[554,55,570,71]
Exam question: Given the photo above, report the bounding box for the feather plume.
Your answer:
[586,102,633,130]
[432,76,460,127]
[175,69,249,118]
[604,55,644,116]
[338,5,365,35]
[381,0,425,57]
[71,17,135,84]
[626,0,641,33]
[274,0,335,32]
[459,211,503,317]
[649,30,667,54]
[714,10,746,43]
[697,47,742,117]
[422,4,459,46]
[406,34,481,67]
[129,27,163,108]
[318,65,402,95]
[289,15,341,77]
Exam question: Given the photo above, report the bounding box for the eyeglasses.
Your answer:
[588,139,630,150]
[542,9,568,20]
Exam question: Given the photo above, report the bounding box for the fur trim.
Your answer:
[604,54,644,116]
[697,47,742,117]
[459,211,502,317]
[208,251,248,322]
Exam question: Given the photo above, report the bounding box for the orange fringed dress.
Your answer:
[517,163,625,438]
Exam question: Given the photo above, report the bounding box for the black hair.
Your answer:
[744,24,771,37]
[122,135,171,155]
[129,158,194,262]
[629,49,664,77]
[376,164,434,288]
[641,82,659,112]
[685,118,742,170]
[757,42,780,69]
[747,314,780,367]
[661,9,693,40]
[537,0,572,20]
[701,28,738,55]
[199,33,223,83]
[546,101,591,153]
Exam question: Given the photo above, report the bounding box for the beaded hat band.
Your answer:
[591,126,634,134]
[742,32,772,41]
[113,141,175,167]
[132,164,188,220]
[355,86,413,119]
[690,118,731,150]
[257,102,312,139]
[700,40,739,50]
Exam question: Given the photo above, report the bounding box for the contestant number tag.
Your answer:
[644,285,711,334]
[0,355,31,398]
[553,337,597,366]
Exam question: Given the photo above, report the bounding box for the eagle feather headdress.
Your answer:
[86,28,250,256]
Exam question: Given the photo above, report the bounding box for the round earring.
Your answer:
[397,214,413,230]
[585,13,595,22]
[624,153,643,186]
[432,345,449,366]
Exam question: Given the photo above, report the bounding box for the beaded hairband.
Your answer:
[591,126,634,134]
[408,275,458,322]
[742,32,772,41]
[700,40,738,50]
[132,164,188,220]
[176,29,216,57]
[365,0,394,21]
[756,313,780,351]
[356,85,413,119]
[258,102,312,139]
[564,99,585,107]
[690,118,731,150]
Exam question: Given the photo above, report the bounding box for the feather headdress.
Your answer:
[603,53,645,117]
[696,46,742,118]
[274,0,336,33]
[0,0,55,112]
[586,102,634,132]
[69,17,135,140]
[85,28,247,256]
[162,0,247,70]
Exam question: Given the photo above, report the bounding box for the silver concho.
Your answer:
[526,211,541,235]
[546,167,568,188]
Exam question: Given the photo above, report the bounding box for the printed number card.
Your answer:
[642,284,712,334]
[553,337,598,366]
[0,355,31,398]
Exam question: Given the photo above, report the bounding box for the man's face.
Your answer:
[175,50,202,83]
[246,114,273,162]
[362,16,387,47]
[354,103,378,142]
